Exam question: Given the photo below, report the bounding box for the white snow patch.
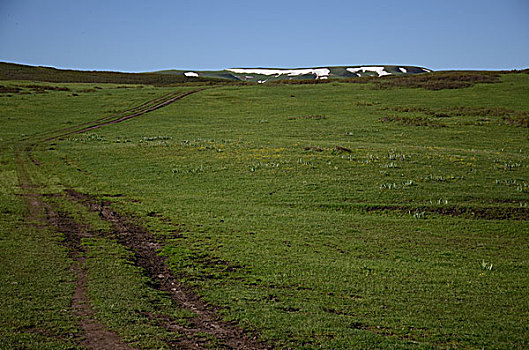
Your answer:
[346,66,391,77]
[227,68,331,79]
[399,67,407,73]
[184,72,199,77]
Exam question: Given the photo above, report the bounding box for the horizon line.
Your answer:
[1,59,528,74]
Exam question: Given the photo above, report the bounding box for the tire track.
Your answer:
[43,89,204,142]
[45,200,134,350]
[14,147,134,350]
[66,189,269,349]
[15,88,271,349]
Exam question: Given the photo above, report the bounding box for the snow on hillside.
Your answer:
[171,65,432,83]
[346,67,391,77]
[227,68,331,79]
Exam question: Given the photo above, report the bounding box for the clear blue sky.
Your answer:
[1,0,528,72]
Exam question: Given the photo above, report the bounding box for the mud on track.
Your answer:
[45,198,134,350]
[65,190,270,349]
[15,89,270,349]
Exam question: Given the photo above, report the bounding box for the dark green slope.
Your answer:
[0,62,222,85]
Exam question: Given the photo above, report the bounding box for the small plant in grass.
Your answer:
[172,165,207,175]
[249,161,284,172]
[429,198,449,205]
[423,174,463,182]
[501,162,522,171]
[481,260,493,271]
[480,260,494,276]
[409,210,426,219]
[387,153,409,161]
[381,162,399,169]
[68,133,104,142]
[402,179,416,187]
[360,154,379,164]
[517,183,529,193]
[495,179,518,186]
[495,179,529,192]
[380,182,397,189]
[297,158,314,167]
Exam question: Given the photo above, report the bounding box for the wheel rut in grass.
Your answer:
[14,150,134,350]
[65,189,270,350]
[45,202,134,350]
[15,88,270,349]
[43,89,205,142]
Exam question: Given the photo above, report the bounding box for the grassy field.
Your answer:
[1,72,528,348]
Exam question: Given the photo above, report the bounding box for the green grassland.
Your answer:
[1,70,528,348]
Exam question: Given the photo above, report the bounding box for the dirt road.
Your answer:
[15,88,270,349]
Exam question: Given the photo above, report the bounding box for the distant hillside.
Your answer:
[1,62,509,90]
[0,62,221,85]
[156,65,433,83]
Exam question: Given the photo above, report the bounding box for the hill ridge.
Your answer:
[158,65,432,83]
[0,61,433,84]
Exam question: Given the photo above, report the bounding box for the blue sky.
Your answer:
[0,0,528,72]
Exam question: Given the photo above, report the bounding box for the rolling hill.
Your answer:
[0,62,431,85]
[0,61,221,85]
[0,62,505,91]
[156,65,432,83]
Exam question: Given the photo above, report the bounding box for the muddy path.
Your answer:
[14,148,134,350]
[15,88,271,349]
[66,189,269,349]
[45,199,134,350]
